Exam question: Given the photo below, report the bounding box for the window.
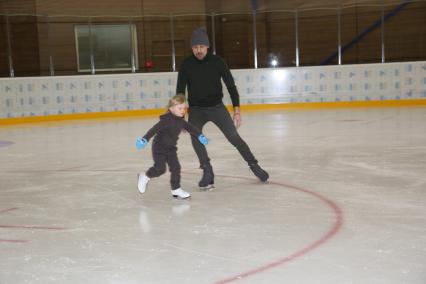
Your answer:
[75,24,138,72]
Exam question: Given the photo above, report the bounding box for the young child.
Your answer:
[136,94,209,199]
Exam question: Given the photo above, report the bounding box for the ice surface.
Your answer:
[1,107,425,284]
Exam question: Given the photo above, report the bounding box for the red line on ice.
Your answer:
[0,207,67,244]
[205,174,344,284]
[0,239,29,243]
[0,207,19,214]
[0,225,66,230]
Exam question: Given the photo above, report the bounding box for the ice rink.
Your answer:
[1,106,425,284]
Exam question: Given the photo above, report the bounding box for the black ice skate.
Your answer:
[249,163,269,182]
[199,163,214,191]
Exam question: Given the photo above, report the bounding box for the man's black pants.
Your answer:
[188,103,257,167]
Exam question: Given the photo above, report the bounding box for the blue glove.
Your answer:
[198,134,209,145]
[136,137,148,149]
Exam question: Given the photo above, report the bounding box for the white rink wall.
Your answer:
[1,61,425,118]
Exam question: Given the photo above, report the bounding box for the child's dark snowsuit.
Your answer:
[142,111,202,190]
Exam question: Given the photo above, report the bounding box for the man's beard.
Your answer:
[196,53,206,60]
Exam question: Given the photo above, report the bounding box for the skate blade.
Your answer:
[199,184,215,191]
[172,195,191,200]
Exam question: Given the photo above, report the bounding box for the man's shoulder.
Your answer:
[207,53,223,62]
[208,54,227,68]
[179,56,195,71]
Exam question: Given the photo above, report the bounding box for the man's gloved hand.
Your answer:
[136,137,148,149]
[198,134,209,145]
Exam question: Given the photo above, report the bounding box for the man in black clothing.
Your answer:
[176,27,269,190]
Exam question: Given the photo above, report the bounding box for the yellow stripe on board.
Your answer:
[238,99,426,112]
[1,99,426,126]
[0,109,165,126]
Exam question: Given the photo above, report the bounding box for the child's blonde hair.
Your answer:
[167,94,186,108]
